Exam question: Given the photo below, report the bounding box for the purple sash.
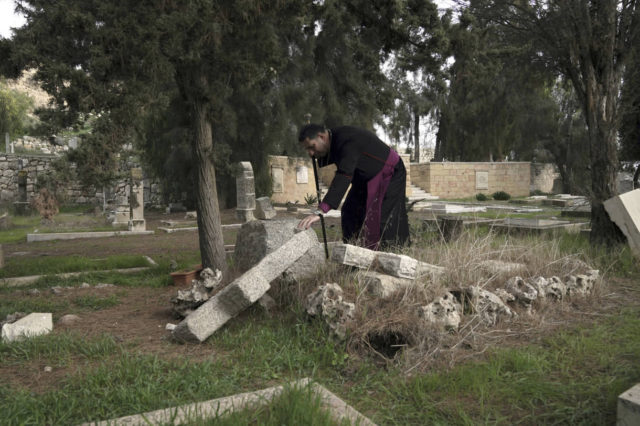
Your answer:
[364,149,399,250]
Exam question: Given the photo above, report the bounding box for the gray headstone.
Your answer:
[255,197,276,220]
[234,219,299,271]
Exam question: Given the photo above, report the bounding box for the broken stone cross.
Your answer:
[236,162,256,223]
[172,228,319,342]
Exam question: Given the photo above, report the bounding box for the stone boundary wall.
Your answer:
[0,153,163,207]
[268,154,413,205]
[411,162,531,199]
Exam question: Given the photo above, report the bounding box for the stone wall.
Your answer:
[0,153,163,207]
[0,153,103,204]
[411,162,531,199]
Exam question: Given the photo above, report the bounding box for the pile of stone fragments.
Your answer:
[169,217,599,345]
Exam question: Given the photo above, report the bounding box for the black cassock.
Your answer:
[317,126,410,249]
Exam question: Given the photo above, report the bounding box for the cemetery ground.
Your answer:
[0,202,639,424]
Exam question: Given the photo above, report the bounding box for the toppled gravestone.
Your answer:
[234,219,324,283]
[255,197,277,220]
[172,229,319,342]
[171,268,223,317]
[375,252,445,281]
[306,283,355,340]
[2,312,53,342]
[331,243,445,282]
[466,286,516,326]
[358,271,413,298]
[417,292,462,331]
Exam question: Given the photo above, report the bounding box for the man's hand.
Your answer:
[297,213,321,230]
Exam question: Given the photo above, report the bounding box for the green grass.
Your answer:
[0,304,638,424]
[72,294,120,310]
[0,254,152,278]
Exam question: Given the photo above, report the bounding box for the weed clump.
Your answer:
[476,193,489,201]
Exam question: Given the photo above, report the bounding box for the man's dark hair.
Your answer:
[298,124,326,142]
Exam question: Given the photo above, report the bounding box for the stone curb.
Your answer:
[79,378,375,426]
[26,230,155,243]
[0,267,151,287]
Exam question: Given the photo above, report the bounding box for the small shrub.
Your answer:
[30,188,59,223]
[492,191,511,200]
[530,189,552,196]
[303,193,318,205]
[476,193,488,201]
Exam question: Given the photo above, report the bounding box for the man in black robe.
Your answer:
[297,124,410,249]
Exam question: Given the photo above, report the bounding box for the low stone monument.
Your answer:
[236,162,256,222]
[128,168,146,231]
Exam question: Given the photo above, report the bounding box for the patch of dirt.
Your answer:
[1,284,219,393]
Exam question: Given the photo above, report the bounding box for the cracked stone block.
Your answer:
[331,244,376,269]
[173,229,318,342]
[171,268,223,317]
[466,286,516,326]
[505,276,538,305]
[1,313,53,342]
[375,252,445,281]
[358,271,413,298]
[255,197,277,220]
[417,292,462,331]
[306,283,355,340]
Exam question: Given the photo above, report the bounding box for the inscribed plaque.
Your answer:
[272,167,284,193]
[296,166,308,184]
[476,171,489,190]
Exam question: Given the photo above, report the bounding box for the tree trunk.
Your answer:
[413,111,420,163]
[191,96,228,274]
[583,76,626,247]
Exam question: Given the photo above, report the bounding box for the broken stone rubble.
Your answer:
[306,283,355,340]
[417,292,462,331]
[505,276,538,305]
[1,312,53,342]
[466,286,517,326]
[171,267,223,317]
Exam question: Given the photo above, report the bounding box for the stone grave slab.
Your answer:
[561,205,591,218]
[618,383,640,426]
[604,189,640,255]
[81,378,375,426]
[493,218,588,234]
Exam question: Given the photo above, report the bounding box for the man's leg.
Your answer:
[379,163,410,248]
[341,185,366,244]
